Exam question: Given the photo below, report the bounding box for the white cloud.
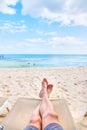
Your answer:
[0,21,27,33]
[44,31,58,36]
[0,0,19,14]
[18,36,85,48]
[21,0,87,26]
[0,36,86,54]
[36,30,58,36]
[1,0,87,26]
[25,38,45,44]
[6,38,47,53]
[48,36,84,47]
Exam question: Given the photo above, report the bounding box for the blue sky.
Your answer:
[0,0,87,54]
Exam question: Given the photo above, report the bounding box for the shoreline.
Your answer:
[0,66,87,69]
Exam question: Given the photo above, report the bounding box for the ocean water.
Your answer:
[0,54,87,68]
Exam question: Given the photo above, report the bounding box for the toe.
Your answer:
[42,78,48,88]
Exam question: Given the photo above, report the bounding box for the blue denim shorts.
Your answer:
[24,123,64,130]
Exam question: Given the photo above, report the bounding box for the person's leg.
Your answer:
[24,105,41,130]
[24,79,53,130]
[39,78,60,130]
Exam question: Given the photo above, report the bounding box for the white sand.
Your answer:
[0,68,87,129]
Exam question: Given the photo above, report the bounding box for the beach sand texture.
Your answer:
[0,68,87,129]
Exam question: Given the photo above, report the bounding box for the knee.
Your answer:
[42,111,58,121]
[30,116,41,124]
[29,116,41,130]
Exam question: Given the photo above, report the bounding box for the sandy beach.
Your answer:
[0,68,87,129]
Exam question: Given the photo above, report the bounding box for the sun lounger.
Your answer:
[2,98,76,130]
[0,97,11,125]
[0,98,7,107]
[0,98,11,117]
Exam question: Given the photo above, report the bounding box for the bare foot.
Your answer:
[39,78,53,98]
[47,84,53,98]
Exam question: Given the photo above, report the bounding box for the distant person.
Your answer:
[24,78,64,130]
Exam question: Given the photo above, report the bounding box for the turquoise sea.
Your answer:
[0,54,87,68]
